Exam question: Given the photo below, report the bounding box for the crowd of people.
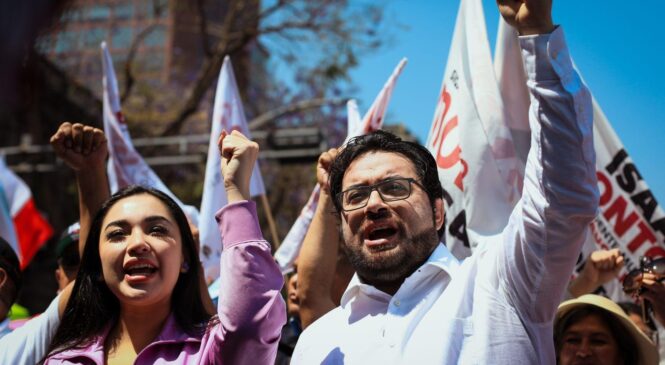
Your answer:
[0,0,664,364]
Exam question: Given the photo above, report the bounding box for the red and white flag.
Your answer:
[274,58,408,273]
[0,158,53,268]
[100,42,199,224]
[427,0,520,260]
[589,102,665,298]
[199,56,266,281]
[493,20,665,300]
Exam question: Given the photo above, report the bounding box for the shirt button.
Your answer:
[394,300,400,307]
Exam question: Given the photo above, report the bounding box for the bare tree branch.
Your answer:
[120,24,158,103]
[196,0,213,57]
[248,97,348,130]
[258,19,320,35]
[159,0,384,136]
[160,0,250,136]
[258,0,289,19]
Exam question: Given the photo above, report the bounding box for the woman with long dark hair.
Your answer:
[44,123,285,364]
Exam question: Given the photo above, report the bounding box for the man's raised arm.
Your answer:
[297,148,344,329]
[495,0,599,323]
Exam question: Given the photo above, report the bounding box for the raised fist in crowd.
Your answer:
[568,249,624,298]
[496,0,555,35]
[50,122,107,171]
[317,148,339,195]
[217,129,258,203]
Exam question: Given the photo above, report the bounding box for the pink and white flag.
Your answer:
[426,0,521,260]
[274,58,408,274]
[0,157,53,268]
[101,42,199,224]
[493,21,665,301]
[199,56,266,281]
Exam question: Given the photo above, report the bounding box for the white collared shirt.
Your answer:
[292,26,598,365]
[0,295,61,365]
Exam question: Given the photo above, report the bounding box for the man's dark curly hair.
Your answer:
[329,130,444,233]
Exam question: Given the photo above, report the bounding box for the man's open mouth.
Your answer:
[363,223,400,251]
[367,227,397,240]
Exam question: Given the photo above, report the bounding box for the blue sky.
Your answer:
[348,0,665,204]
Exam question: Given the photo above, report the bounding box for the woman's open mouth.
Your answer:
[123,261,158,283]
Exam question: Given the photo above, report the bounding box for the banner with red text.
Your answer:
[427,0,521,259]
[586,101,665,298]
[493,21,665,301]
[101,42,199,225]
[274,59,407,273]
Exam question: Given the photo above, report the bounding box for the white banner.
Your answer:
[274,58,408,274]
[426,0,521,259]
[493,20,665,301]
[199,56,266,281]
[0,164,20,256]
[100,42,199,225]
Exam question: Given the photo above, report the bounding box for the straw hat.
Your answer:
[556,294,659,365]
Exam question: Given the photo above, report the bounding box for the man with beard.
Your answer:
[292,0,599,363]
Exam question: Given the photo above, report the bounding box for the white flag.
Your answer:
[274,58,408,274]
[427,0,520,259]
[100,42,199,225]
[493,21,665,301]
[346,99,361,139]
[0,182,19,256]
[199,56,266,281]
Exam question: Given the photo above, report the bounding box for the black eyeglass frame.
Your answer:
[336,177,426,212]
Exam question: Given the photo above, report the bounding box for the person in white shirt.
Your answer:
[0,236,22,340]
[0,294,61,365]
[292,0,599,363]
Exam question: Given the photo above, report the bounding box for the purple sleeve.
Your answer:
[204,200,286,364]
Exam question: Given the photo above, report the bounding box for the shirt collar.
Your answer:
[47,312,202,361]
[340,243,460,306]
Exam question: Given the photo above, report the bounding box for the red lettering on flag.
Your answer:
[429,86,467,191]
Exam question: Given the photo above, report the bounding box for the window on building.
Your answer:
[54,31,79,53]
[114,2,134,19]
[83,28,108,48]
[87,5,111,21]
[112,26,133,50]
[143,27,166,48]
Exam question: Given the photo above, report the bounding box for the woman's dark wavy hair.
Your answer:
[554,305,638,365]
[45,185,212,357]
[329,130,445,236]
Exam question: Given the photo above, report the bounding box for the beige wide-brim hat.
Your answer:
[556,294,659,365]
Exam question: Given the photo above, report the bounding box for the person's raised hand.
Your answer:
[50,122,107,171]
[583,249,625,287]
[569,249,624,298]
[217,129,258,203]
[496,0,554,35]
[317,148,339,195]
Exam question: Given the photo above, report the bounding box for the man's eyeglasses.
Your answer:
[337,177,425,212]
[622,256,665,340]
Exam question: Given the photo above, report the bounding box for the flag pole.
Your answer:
[259,194,281,252]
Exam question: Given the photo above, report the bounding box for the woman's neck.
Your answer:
[105,299,171,363]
